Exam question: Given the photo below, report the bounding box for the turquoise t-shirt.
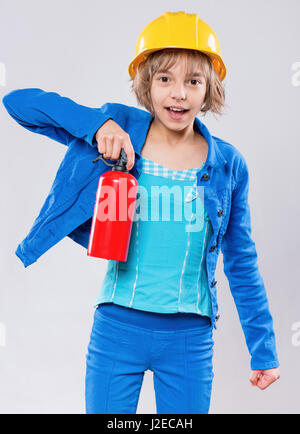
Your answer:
[94,156,213,317]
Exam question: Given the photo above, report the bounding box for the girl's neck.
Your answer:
[149,117,197,148]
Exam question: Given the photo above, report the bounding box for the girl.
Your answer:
[85,11,280,414]
[2,11,280,414]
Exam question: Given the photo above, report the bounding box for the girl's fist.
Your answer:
[249,367,280,390]
[94,119,135,171]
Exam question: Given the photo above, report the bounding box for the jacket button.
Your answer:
[201,173,210,181]
[211,280,217,287]
[209,245,217,252]
[217,209,223,217]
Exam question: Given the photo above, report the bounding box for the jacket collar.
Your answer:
[133,112,227,170]
[194,117,227,169]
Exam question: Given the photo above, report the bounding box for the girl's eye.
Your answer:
[159,76,169,83]
[190,79,202,86]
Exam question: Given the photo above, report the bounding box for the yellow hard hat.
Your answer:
[128,11,226,81]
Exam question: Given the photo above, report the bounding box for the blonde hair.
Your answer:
[129,48,226,117]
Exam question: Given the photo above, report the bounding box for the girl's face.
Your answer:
[150,57,207,131]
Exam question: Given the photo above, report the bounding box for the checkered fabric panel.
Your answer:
[141,156,204,202]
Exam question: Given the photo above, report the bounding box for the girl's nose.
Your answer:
[170,83,187,100]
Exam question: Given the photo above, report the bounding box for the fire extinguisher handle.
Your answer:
[92,148,139,169]
[92,153,115,166]
[92,148,130,167]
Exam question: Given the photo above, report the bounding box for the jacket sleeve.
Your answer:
[221,158,280,371]
[2,88,113,147]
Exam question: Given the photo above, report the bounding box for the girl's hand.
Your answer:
[249,367,280,390]
[95,119,135,171]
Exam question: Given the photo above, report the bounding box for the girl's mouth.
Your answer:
[166,107,189,120]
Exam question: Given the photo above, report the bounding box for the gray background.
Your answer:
[0,0,299,414]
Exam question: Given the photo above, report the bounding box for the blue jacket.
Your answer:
[2,88,279,370]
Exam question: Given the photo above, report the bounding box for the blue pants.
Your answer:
[85,303,215,414]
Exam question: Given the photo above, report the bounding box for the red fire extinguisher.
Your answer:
[87,148,138,261]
